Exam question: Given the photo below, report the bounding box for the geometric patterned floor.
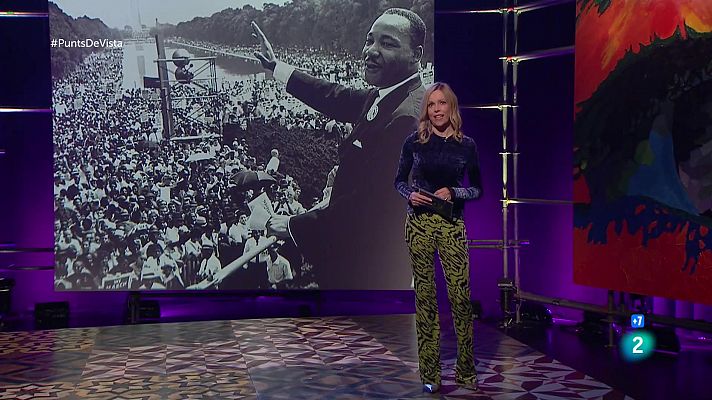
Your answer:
[0,314,634,399]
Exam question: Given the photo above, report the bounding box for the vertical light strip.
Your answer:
[512,5,522,324]
[500,2,512,323]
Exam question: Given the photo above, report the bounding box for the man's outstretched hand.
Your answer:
[251,21,277,72]
[267,214,291,239]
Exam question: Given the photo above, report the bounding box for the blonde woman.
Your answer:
[394,82,483,393]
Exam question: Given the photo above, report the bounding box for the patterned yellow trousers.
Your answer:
[405,212,476,385]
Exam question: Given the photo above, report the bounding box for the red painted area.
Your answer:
[574,222,712,304]
[575,0,712,110]
[573,175,590,204]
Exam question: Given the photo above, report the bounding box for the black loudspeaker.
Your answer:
[34,301,69,328]
[0,278,13,315]
[139,300,160,319]
[298,304,312,317]
[519,302,553,325]
[576,311,609,342]
[650,326,680,353]
[471,300,483,320]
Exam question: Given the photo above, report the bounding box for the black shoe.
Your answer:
[422,383,440,393]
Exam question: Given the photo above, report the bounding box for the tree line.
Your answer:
[49,2,122,78]
[50,0,434,78]
[162,0,434,61]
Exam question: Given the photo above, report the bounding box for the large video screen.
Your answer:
[573,0,712,304]
[51,0,434,291]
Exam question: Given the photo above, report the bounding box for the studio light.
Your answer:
[35,301,69,329]
[518,301,552,325]
[139,300,161,319]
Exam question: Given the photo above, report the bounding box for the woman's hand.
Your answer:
[434,188,452,201]
[409,191,432,206]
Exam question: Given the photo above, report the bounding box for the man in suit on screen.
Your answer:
[252,8,426,289]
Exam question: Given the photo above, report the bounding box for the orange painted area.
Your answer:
[575,0,712,110]
[574,221,712,304]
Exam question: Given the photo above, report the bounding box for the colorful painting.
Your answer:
[574,0,712,303]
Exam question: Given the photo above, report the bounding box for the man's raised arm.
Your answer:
[251,21,369,123]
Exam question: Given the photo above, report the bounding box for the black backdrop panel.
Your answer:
[0,113,54,250]
[0,1,48,13]
[516,2,576,53]
[515,56,574,201]
[436,0,502,12]
[0,17,51,108]
[435,12,503,106]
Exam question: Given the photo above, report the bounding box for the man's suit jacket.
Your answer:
[285,71,425,289]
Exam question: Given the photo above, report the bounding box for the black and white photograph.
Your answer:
[51,0,435,291]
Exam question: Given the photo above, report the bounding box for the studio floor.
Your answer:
[0,314,632,399]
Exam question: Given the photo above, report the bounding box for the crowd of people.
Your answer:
[52,32,434,291]
[52,43,346,291]
[169,37,367,85]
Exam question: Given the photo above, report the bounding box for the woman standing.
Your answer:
[394,82,482,393]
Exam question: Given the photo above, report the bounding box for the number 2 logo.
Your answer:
[632,336,644,354]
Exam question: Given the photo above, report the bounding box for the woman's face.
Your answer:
[427,89,451,130]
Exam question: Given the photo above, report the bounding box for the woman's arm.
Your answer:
[394,137,415,200]
[394,135,432,206]
[450,141,483,200]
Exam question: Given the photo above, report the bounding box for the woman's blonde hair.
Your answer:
[417,82,463,143]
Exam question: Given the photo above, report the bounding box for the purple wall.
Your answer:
[0,0,629,327]
[436,1,610,319]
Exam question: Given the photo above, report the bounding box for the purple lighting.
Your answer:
[0,108,53,113]
[0,12,49,18]
[551,317,579,326]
